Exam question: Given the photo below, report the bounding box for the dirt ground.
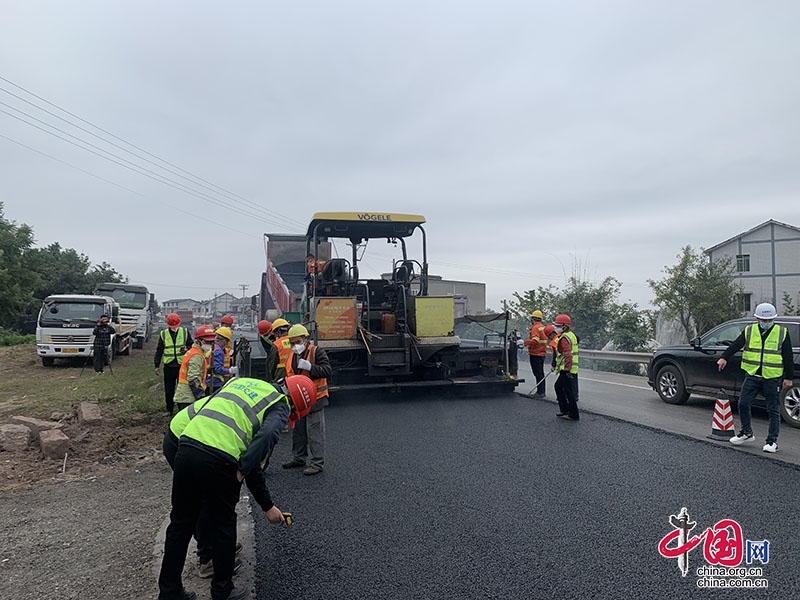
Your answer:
[0,343,169,492]
[0,343,182,599]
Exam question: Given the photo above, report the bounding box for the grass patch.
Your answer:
[0,339,165,421]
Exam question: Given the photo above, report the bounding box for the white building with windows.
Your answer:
[705,220,800,314]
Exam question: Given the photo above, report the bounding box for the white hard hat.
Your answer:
[754,302,777,320]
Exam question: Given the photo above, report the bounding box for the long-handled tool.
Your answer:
[79,355,91,378]
[526,370,553,396]
[105,345,114,376]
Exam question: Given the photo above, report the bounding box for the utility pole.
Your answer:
[239,284,249,322]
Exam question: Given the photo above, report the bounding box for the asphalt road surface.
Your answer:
[253,373,800,600]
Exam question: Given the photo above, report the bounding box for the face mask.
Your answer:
[554,326,564,335]
[292,343,306,355]
[758,321,772,331]
[201,342,213,353]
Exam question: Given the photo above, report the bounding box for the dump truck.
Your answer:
[239,212,519,394]
[93,282,154,349]
[36,294,137,367]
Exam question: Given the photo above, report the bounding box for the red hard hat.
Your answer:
[166,313,181,327]
[212,321,220,328]
[543,324,556,337]
[194,325,217,341]
[221,315,234,326]
[554,314,571,326]
[285,375,317,428]
[258,320,272,336]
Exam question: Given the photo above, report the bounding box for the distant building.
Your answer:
[196,293,240,318]
[426,275,486,315]
[380,272,486,316]
[705,219,800,313]
[162,298,202,313]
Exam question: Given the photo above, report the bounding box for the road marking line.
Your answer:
[579,376,652,391]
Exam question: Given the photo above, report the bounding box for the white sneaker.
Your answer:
[729,431,754,445]
[763,441,778,453]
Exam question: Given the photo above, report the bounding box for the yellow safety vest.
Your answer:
[556,330,579,374]
[180,378,290,460]
[742,323,786,379]
[169,397,212,438]
[161,327,187,364]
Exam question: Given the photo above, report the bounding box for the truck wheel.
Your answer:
[134,337,144,350]
[656,364,690,405]
[780,383,800,429]
[41,357,55,367]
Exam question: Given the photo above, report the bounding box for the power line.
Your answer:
[0,74,306,230]
[0,84,303,230]
[0,132,254,237]
[0,103,288,226]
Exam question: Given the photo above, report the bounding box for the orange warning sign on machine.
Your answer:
[315,298,357,340]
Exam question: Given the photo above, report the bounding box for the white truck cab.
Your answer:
[36,294,121,367]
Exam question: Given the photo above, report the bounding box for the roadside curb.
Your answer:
[515,390,800,471]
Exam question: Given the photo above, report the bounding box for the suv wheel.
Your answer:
[780,383,800,429]
[656,364,690,405]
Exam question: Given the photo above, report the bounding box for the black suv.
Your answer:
[647,317,800,428]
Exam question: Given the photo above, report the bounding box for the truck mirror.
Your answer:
[690,336,701,348]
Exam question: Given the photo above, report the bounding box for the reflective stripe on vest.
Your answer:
[555,330,579,374]
[742,324,786,379]
[169,397,210,437]
[180,379,288,459]
[161,327,187,364]
[285,345,329,399]
[276,336,292,370]
[178,347,208,388]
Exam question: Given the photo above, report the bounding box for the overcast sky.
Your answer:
[2,1,799,314]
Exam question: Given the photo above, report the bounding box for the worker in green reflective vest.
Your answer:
[157,375,317,600]
[155,313,193,415]
[718,302,794,453]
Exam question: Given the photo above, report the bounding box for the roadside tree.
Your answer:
[648,246,741,341]
[0,204,38,329]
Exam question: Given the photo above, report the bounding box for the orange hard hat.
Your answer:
[285,375,317,428]
[543,324,556,337]
[166,313,181,327]
[554,314,571,326]
[194,325,217,341]
[258,320,272,336]
[221,315,234,326]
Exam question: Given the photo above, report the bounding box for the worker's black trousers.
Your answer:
[158,444,240,600]
[554,372,579,420]
[529,355,545,394]
[92,346,105,373]
[162,362,180,413]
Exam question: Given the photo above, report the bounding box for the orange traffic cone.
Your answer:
[709,389,735,440]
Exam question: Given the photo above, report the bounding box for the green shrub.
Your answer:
[0,328,36,346]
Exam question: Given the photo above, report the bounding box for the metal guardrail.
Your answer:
[461,340,652,369]
[581,349,652,366]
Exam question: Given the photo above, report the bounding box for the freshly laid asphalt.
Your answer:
[253,391,800,599]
